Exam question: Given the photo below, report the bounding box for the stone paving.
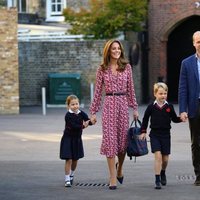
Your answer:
[0,105,199,200]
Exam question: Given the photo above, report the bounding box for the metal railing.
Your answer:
[18,31,87,41]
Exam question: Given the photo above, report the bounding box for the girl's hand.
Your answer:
[83,120,90,128]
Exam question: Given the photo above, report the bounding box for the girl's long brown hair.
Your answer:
[100,39,128,71]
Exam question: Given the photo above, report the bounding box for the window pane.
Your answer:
[52,5,56,12]
[57,4,61,12]
[21,0,26,12]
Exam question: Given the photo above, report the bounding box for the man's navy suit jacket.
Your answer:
[179,54,200,118]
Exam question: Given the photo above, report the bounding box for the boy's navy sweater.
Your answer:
[141,102,181,136]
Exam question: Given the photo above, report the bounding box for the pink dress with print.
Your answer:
[90,64,138,157]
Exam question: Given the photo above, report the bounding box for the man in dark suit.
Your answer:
[178,31,200,186]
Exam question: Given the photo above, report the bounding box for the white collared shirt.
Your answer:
[153,100,168,107]
[69,109,81,114]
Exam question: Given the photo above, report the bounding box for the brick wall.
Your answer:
[148,0,200,100]
[18,40,142,106]
[0,7,19,114]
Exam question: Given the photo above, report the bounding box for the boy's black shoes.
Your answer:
[155,181,161,189]
[161,173,167,186]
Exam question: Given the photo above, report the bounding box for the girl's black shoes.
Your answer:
[65,180,71,187]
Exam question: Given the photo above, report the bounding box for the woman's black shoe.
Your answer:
[109,185,117,190]
[116,162,124,184]
[117,176,124,184]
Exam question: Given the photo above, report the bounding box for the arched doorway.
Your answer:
[167,15,200,103]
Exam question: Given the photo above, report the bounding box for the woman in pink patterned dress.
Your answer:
[90,39,139,190]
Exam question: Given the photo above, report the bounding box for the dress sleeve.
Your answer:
[89,67,104,115]
[126,64,138,111]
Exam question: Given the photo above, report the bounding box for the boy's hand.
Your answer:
[139,133,146,140]
[180,112,188,122]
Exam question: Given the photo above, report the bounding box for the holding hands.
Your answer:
[180,112,188,122]
[83,120,90,128]
[90,114,97,125]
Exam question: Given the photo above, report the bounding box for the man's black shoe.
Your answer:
[194,176,200,186]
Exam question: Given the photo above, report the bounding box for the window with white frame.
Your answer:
[7,0,17,8]
[46,0,66,22]
[7,0,26,12]
[17,0,26,13]
[51,0,64,16]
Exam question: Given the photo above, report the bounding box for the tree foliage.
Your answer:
[63,0,148,39]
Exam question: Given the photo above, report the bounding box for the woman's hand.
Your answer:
[133,111,139,121]
[90,114,97,124]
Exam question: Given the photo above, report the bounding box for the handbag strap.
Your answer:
[130,119,142,128]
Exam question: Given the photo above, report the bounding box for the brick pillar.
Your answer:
[0,7,19,114]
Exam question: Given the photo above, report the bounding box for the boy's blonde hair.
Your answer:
[66,95,79,106]
[153,82,168,94]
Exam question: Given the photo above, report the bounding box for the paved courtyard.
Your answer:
[0,105,199,200]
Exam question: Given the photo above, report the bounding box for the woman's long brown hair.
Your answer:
[100,39,128,71]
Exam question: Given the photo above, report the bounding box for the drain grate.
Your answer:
[176,174,195,181]
[75,183,109,187]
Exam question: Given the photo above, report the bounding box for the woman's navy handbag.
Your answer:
[127,119,148,161]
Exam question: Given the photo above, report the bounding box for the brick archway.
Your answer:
[158,10,200,42]
[148,0,200,101]
[167,16,200,102]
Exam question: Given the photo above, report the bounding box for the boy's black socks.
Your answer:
[161,169,165,176]
[155,174,160,183]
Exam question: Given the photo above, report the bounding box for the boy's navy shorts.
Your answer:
[150,134,171,155]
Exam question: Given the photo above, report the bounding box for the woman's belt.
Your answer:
[106,92,126,96]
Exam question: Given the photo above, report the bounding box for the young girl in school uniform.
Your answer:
[60,95,94,187]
